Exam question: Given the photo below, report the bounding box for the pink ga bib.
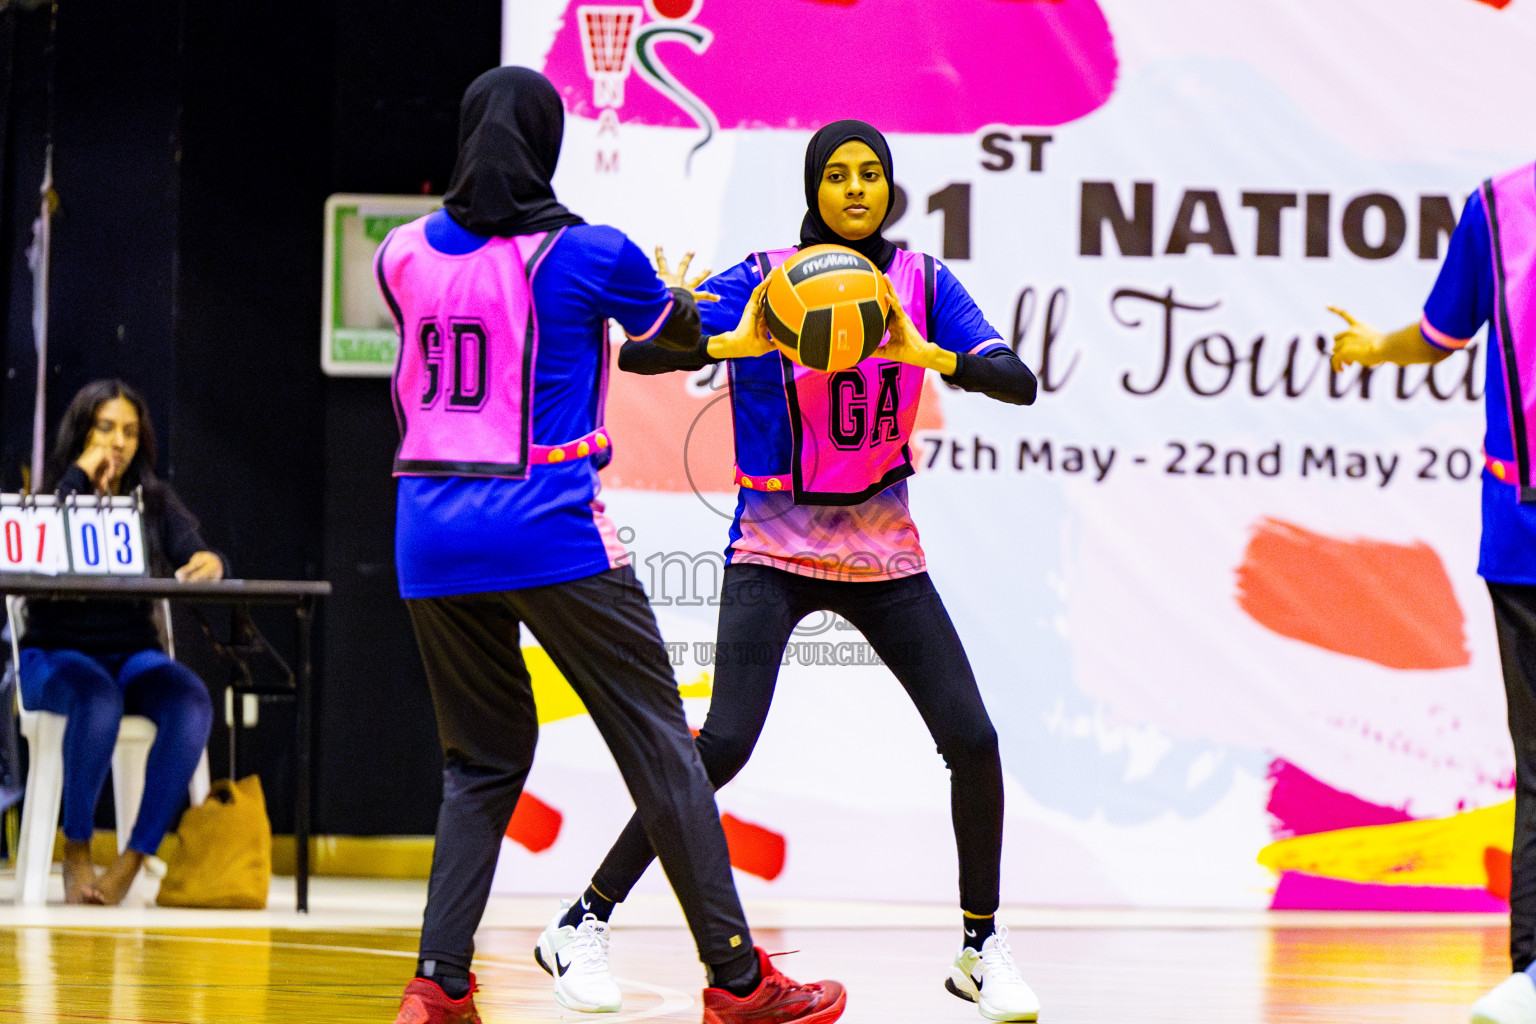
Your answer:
[736,248,932,505]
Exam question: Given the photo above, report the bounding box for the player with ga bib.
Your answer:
[378,67,845,1024]
[538,120,1042,1022]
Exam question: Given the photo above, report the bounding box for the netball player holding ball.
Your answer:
[536,121,1041,1022]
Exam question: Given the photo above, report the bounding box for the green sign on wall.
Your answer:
[321,193,442,377]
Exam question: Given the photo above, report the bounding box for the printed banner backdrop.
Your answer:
[491,0,1536,910]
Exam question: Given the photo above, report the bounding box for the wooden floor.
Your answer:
[0,918,1513,1023]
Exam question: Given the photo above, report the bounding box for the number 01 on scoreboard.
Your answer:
[0,494,147,576]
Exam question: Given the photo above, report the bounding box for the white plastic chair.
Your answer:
[7,595,211,904]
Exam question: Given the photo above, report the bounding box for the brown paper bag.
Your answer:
[156,774,271,909]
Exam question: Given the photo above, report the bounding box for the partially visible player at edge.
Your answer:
[375,66,846,1024]
[538,120,1043,1023]
[1330,159,1536,1024]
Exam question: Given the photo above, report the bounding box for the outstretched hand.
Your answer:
[706,279,776,360]
[655,246,719,303]
[1327,306,1389,372]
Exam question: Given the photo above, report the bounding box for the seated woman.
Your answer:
[19,379,221,904]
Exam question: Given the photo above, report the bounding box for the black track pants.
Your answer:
[408,565,751,970]
[1489,581,1536,970]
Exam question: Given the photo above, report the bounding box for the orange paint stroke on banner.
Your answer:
[602,355,732,494]
[507,792,563,853]
[1235,517,1469,670]
[1486,846,1512,901]
[721,812,787,881]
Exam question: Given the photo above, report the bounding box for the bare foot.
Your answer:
[62,840,102,905]
[92,850,145,906]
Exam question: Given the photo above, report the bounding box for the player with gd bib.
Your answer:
[379,67,846,1024]
[537,120,1041,1022]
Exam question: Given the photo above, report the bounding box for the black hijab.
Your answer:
[443,66,585,237]
[799,119,898,270]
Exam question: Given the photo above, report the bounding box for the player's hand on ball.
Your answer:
[655,246,719,303]
[879,283,956,374]
[1327,306,1388,372]
[175,550,224,582]
[707,280,776,360]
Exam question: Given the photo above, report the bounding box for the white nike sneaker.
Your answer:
[946,928,1040,1022]
[533,900,623,1013]
[1472,972,1536,1024]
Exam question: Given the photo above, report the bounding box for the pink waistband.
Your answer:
[734,465,789,492]
[1487,450,1518,483]
[532,428,610,465]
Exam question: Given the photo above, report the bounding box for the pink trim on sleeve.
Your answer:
[625,297,675,342]
[969,338,1008,355]
[1419,315,1470,352]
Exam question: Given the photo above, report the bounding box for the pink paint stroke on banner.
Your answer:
[544,0,1118,132]
[1266,758,1414,840]
[1271,871,1508,912]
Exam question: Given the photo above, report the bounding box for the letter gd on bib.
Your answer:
[764,244,890,372]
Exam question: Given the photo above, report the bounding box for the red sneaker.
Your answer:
[702,948,846,1024]
[393,974,482,1024]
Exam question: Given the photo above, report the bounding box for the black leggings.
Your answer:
[592,561,1004,914]
[1490,581,1536,971]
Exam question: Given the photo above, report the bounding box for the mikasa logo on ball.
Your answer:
[787,252,871,285]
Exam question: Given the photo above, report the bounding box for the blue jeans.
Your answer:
[19,647,213,854]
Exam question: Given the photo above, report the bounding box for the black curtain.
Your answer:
[0,0,501,836]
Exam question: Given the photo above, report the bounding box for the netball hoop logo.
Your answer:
[576,6,640,110]
[568,0,720,168]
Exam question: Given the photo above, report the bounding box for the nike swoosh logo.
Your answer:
[580,897,591,912]
[557,956,570,977]
[964,928,976,937]
[971,972,984,990]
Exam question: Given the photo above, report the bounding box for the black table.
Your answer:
[0,575,331,911]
